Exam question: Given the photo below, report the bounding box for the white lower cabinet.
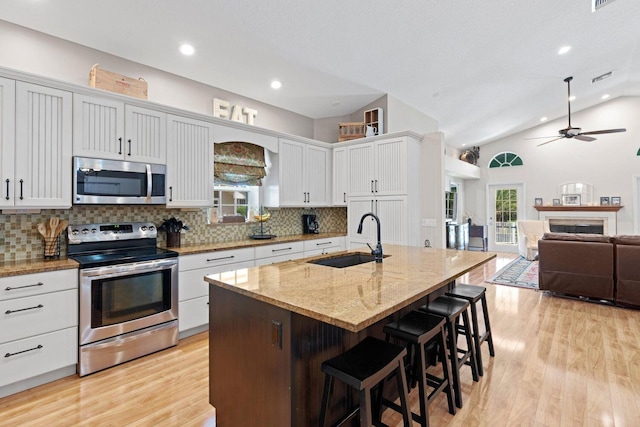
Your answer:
[254,241,304,266]
[303,236,345,257]
[0,269,78,394]
[178,248,255,335]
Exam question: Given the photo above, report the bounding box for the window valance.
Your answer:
[214,142,266,186]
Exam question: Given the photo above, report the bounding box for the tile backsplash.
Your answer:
[0,206,347,262]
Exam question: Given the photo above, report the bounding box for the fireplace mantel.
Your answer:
[534,206,623,212]
[535,206,622,235]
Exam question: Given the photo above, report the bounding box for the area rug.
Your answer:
[485,256,538,289]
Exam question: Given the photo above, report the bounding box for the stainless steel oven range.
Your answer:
[67,222,179,376]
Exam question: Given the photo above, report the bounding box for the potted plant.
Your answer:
[158,217,190,247]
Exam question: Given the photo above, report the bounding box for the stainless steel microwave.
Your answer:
[73,157,167,204]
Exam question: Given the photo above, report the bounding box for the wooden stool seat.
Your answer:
[383,311,456,427]
[446,284,495,377]
[319,336,412,427]
[420,296,479,409]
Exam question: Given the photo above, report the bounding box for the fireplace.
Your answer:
[548,218,604,234]
[534,206,622,236]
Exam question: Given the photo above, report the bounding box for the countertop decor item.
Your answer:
[37,216,68,258]
[158,217,189,248]
[250,207,276,239]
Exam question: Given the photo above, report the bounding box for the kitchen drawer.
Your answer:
[0,289,78,343]
[0,327,77,388]
[254,252,305,266]
[179,247,255,271]
[254,241,304,260]
[179,296,209,332]
[0,269,78,302]
[179,260,254,301]
[303,237,345,252]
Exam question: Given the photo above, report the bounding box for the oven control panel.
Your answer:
[68,222,157,244]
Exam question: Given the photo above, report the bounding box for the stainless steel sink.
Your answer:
[307,253,388,268]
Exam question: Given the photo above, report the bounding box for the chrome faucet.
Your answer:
[357,212,383,263]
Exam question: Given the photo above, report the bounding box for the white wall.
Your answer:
[0,20,314,138]
[387,95,439,135]
[464,96,639,234]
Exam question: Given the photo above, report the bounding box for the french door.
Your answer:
[487,183,524,252]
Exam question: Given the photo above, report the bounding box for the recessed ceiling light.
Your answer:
[569,96,576,102]
[601,93,610,100]
[540,117,548,122]
[270,80,282,90]
[331,101,341,107]
[461,144,467,147]
[179,44,195,56]
[558,45,572,55]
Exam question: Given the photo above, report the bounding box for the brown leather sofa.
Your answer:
[613,235,640,307]
[538,232,615,301]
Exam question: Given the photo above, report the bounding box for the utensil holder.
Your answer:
[166,232,181,248]
[44,235,61,258]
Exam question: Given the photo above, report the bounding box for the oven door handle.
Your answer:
[146,164,152,203]
[80,258,178,279]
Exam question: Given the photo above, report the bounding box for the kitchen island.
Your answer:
[206,244,495,426]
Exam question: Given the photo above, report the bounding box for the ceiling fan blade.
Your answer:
[537,136,565,147]
[525,135,560,140]
[579,128,626,135]
[574,135,596,142]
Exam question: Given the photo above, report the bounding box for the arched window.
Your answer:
[489,152,523,168]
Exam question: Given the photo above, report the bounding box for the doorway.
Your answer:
[487,183,525,252]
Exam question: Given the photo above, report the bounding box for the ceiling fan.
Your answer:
[532,76,626,147]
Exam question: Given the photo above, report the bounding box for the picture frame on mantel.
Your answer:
[562,194,581,206]
[600,196,610,206]
[534,198,543,206]
[553,198,561,206]
[611,196,621,206]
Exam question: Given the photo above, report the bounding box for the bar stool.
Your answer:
[319,336,412,427]
[446,284,495,376]
[382,310,456,427]
[420,296,479,409]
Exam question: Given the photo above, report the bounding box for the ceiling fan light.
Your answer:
[558,45,572,55]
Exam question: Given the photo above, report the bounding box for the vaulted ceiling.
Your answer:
[2,0,640,147]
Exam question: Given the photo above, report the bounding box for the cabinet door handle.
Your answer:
[127,139,132,156]
[375,180,378,193]
[5,344,43,358]
[169,186,173,202]
[19,179,24,200]
[371,180,374,193]
[206,255,235,262]
[343,192,346,203]
[118,137,123,155]
[5,178,9,200]
[5,282,44,291]
[5,304,43,315]
[307,192,310,203]
[272,247,292,253]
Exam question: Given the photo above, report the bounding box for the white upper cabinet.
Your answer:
[332,146,347,206]
[347,137,408,197]
[0,77,16,208]
[73,94,166,164]
[166,114,214,207]
[8,82,72,208]
[347,196,407,247]
[279,138,330,207]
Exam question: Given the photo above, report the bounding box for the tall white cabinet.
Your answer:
[0,81,72,208]
[335,134,421,248]
[279,138,330,206]
[166,114,214,207]
[73,94,166,164]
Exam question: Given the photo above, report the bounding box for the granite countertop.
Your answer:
[205,244,496,332]
[0,233,347,276]
[168,232,346,255]
[0,258,79,278]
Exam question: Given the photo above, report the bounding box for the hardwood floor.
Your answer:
[1,253,640,426]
